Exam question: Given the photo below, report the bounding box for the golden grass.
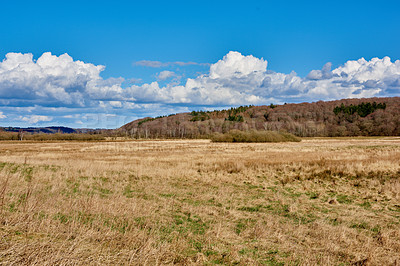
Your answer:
[1,138,400,265]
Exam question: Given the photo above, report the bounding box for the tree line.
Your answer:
[118,97,400,138]
[333,102,386,117]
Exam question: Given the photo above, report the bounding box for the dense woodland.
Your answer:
[118,97,400,138]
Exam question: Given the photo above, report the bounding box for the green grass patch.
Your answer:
[160,212,209,238]
[350,221,369,230]
[306,191,319,199]
[237,205,263,212]
[359,201,372,209]
[159,193,176,198]
[54,212,72,224]
[123,184,134,198]
[336,194,353,204]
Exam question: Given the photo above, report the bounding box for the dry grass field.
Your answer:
[1,138,400,265]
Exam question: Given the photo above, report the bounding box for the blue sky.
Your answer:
[1,0,400,128]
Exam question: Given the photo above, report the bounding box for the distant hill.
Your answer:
[0,126,78,134]
[118,97,400,138]
[0,126,107,134]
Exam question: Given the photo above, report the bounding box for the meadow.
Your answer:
[0,138,399,265]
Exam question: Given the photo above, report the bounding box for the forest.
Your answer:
[118,97,400,138]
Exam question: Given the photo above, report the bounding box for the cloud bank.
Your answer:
[0,52,127,107]
[0,51,399,127]
[130,51,400,106]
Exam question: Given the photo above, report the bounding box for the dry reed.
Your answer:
[0,138,400,265]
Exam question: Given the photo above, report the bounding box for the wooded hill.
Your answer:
[1,126,77,134]
[118,97,400,138]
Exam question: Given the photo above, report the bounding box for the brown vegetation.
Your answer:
[211,129,301,143]
[118,97,400,138]
[1,138,400,264]
[0,132,105,141]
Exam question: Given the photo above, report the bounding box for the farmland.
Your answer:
[1,138,400,265]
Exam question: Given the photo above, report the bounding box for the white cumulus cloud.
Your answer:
[129,52,400,105]
[209,51,267,79]
[127,51,272,105]
[0,52,124,106]
[109,101,123,108]
[21,115,53,124]
[157,70,176,81]
[1,51,400,128]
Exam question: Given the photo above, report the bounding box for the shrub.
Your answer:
[210,130,301,143]
[0,132,20,140]
[0,132,105,141]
